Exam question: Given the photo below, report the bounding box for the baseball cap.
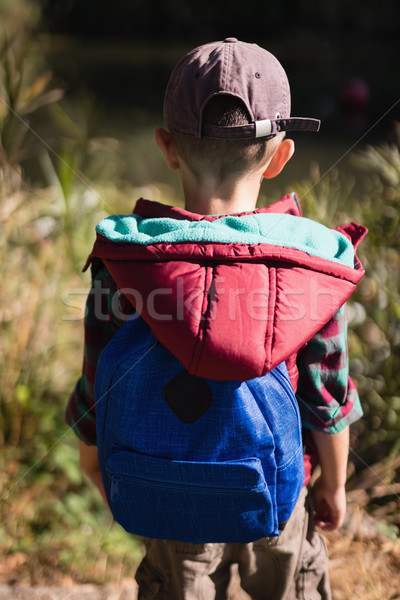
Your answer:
[164,37,320,140]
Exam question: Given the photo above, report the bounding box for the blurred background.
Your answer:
[0,0,399,595]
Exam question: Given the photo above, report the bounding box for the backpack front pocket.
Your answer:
[104,450,279,543]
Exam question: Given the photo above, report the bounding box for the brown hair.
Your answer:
[171,95,282,183]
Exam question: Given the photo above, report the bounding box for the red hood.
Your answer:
[85,195,366,382]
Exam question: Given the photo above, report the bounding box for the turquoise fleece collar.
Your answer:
[96,211,355,268]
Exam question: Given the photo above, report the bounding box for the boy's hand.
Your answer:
[311,476,347,531]
[310,427,349,531]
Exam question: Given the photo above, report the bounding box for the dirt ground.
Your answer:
[328,535,400,600]
[1,506,399,599]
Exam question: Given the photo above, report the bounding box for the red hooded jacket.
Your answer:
[86,194,366,391]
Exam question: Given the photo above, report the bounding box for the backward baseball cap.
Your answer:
[164,37,321,140]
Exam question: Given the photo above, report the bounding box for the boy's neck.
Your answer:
[154,128,295,216]
[181,169,262,216]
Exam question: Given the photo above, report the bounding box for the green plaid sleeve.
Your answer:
[296,304,363,434]
[65,261,125,445]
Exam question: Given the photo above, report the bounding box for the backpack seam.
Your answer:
[188,264,214,375]
[264,266,277,373]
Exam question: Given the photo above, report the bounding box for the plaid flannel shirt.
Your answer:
[65,262,363,446]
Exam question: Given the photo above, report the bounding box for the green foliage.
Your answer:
[0,35,64,171]
[0,443,141,584]
[0,31,150,581]
[293,130,400,467]
[0,0,40,36]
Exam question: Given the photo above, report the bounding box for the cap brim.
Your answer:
[202,117,321,139]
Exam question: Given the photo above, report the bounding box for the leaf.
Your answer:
[21,71,53,103]
[19,88,64,116]
[49,103,85,140]
[14,384,29,407]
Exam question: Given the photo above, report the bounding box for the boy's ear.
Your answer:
[155,128,180,170]
[262,138,295,179]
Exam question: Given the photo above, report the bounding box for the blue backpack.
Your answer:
[95,314,305,543]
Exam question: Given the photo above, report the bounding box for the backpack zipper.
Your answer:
[109,471,266,500]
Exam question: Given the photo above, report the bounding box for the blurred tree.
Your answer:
[36,0,400,43]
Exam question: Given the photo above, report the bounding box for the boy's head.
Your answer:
[159,38,320,184]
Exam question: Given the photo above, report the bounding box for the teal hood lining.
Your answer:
[96,212,355,268]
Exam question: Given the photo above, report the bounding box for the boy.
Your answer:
[67,38,366,599]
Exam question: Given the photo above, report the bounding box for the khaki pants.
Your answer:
[135,487,331,600]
